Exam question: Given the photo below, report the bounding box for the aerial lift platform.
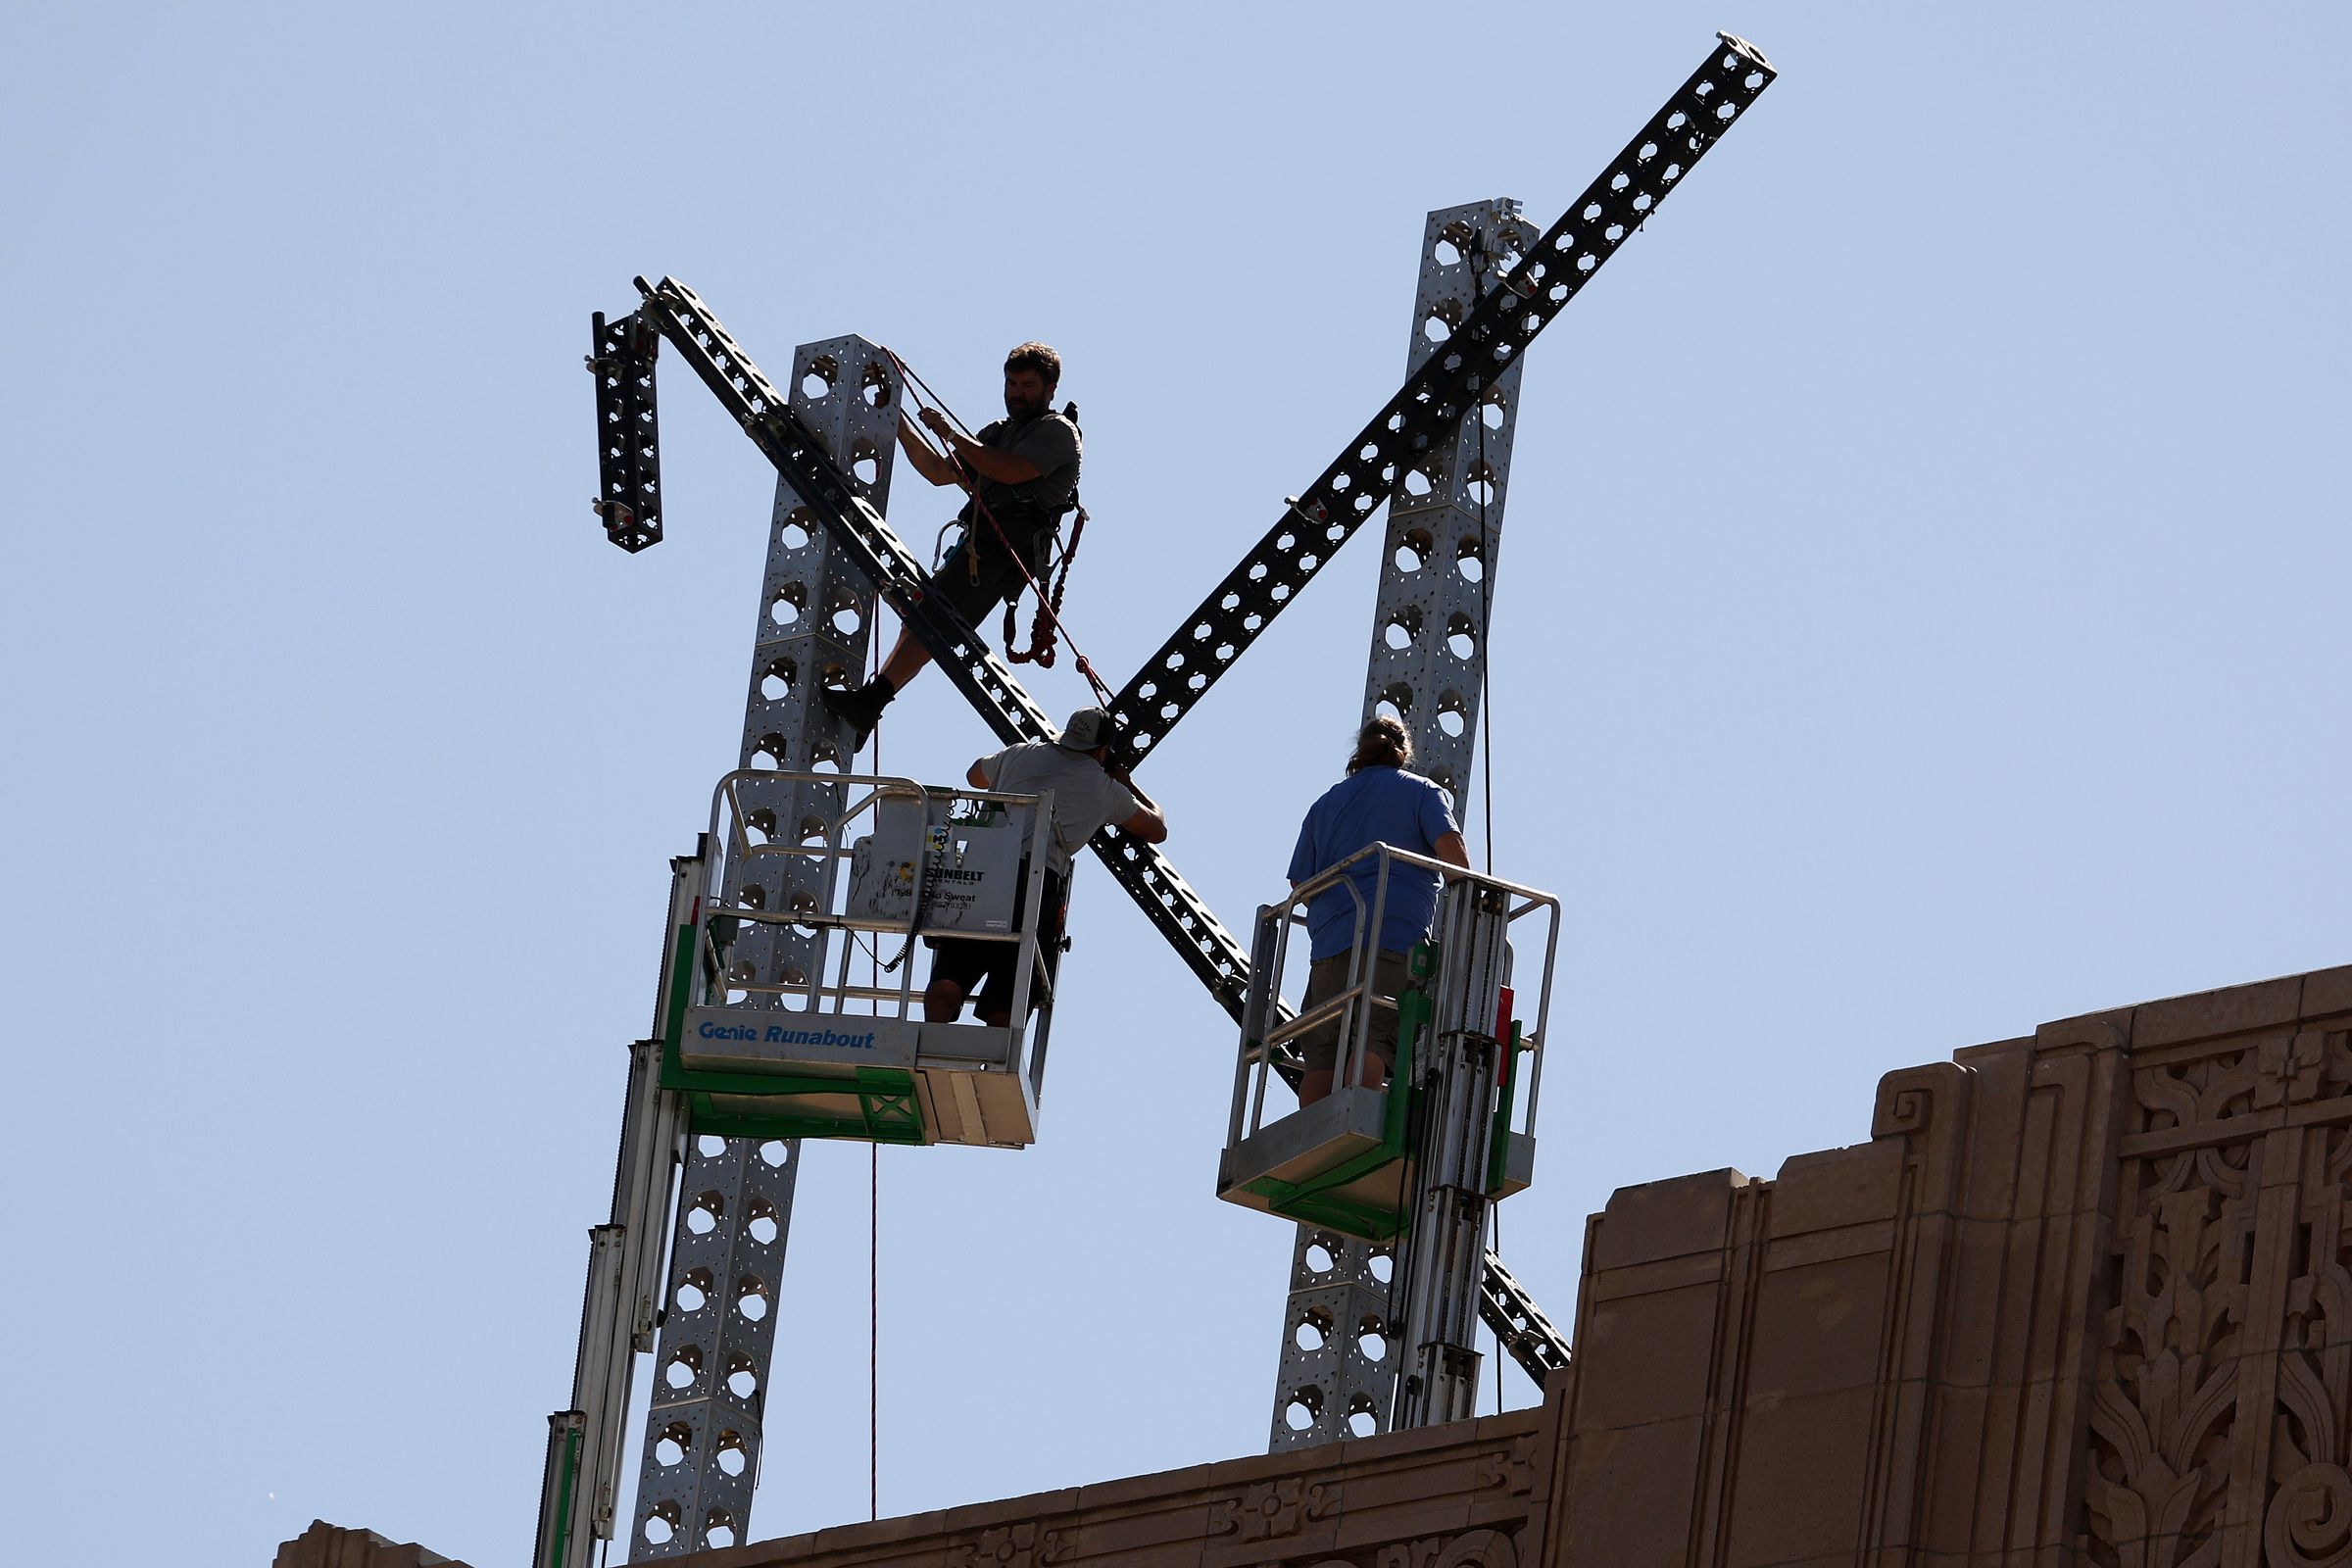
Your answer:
[1218,845,1556,1243]
[669,768,1060,1151]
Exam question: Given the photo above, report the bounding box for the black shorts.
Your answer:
[931,866,1065,1015]
[930,527,1049,627]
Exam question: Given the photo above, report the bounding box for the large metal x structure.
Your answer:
[598,31,1775,1384]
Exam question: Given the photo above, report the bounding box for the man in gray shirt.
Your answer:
[926,706,1167,1027]
[823,341,1082,744]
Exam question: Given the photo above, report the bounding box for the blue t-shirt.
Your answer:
[1286,766,1460,960]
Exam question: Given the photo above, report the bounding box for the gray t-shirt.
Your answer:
[974,412,1081,525]
[975,740,1140,877]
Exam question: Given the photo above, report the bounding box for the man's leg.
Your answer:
[874,630,934,691]
[1296,953,1347,1106]
[1355,950,1411,1090]
[823,543,1008,740]
[923,974,966,1022]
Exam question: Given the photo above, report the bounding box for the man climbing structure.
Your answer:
[926,707,1167,1028]
[823,342,1082,744]
[1288,716,1470,1104]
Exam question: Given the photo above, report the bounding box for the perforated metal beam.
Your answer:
[1270,198,1537,1452]
[628,337,901,1558]
[591,310,663,552]
[1104,33,1776,768]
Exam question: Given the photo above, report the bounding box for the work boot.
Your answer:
[820,678,893,747]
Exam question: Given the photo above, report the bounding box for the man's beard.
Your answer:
[1004,392,1044,418]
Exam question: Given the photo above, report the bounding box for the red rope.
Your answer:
[882,348,1114,708]
[1004,504,1086,670]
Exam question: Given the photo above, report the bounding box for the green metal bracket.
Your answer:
[539,1421,582,1568]
[1241,943,1441,1241]
[659,919,931,1146]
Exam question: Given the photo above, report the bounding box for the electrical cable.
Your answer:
[868,606,882,1522]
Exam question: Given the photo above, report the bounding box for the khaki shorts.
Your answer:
[1296,948,1415,1076]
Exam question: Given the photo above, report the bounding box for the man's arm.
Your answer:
[898,413,969,489]
[917,407,1044,486]
[966,757,995,790]
[1433,830,1470,870]
[1118,796,1168,845]
[1101,764,1167,845]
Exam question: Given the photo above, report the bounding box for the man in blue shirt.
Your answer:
[1286,716,1468,1104]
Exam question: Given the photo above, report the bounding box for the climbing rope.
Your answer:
[881,348,1115,709]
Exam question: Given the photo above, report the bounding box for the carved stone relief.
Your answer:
[2088,1027,2352,1568]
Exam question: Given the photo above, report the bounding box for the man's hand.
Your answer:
[919,406,956,440]
[896,412,962,489]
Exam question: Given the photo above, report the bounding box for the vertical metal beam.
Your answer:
[1266,201,1534,1450]
[629,337,901,1557]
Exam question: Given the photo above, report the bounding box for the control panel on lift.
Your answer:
[1217,845,1559,1243]
[660,769,1061,1150]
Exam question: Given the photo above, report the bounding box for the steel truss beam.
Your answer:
[629,337,903,1558]
[623,274,1578,1446]
[1271,197,1536,1451]
[1104,33,1775,767]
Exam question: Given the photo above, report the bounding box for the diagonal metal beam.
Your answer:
[1104,33,1775,767]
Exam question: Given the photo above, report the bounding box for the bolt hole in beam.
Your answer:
[1446,612,1479,661]
[642,1505,679,1545]
[675,1267,714,1313]
[1395,528,1433,573]
[654,1423,691,1467]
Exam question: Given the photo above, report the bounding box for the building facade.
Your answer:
[285,962,2352,1568]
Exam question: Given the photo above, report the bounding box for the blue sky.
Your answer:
[4,7,2346,1566]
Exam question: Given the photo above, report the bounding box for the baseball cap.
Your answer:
[1056,707,1111,751]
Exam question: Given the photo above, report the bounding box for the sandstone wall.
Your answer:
[287,963,2352,1568]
